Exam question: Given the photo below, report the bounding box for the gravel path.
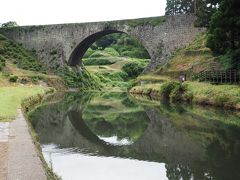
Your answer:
[7,109,47,180]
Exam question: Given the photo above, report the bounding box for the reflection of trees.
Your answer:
[30,92,240,180]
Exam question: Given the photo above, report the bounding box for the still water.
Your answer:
[29,92,240,180]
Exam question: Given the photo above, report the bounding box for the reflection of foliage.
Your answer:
[29,91,240,180]
[82,92,149,141]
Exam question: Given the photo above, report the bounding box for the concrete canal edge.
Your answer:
[7,88,59,180]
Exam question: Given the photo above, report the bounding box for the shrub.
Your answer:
[122,62,145,78]
[103,48,119,57]
[0,64,3,71]
[9,75,18,82]
[160,81,193,102]
[59,65,102,90]
[89,50,111,58]
[160,81,180,99]
[106,71,128,81]
[0,55,6,71]
[83,58,115,66]
[170,83,191,102]
[83,48,95,58]
[121,49,150,59]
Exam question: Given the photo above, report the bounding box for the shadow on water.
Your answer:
[28,92,240,180]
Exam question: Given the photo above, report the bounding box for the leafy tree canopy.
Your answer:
[0,21,18,28]
[206,0,240,68]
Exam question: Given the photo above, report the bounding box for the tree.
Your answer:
[165,0,194,15]
[207,0,240,68]
[195,0,220,27]
[1,21,18,28]
[165,0,220,27]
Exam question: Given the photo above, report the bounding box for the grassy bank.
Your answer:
[0,86,52,121]
[130,80,240,110]
[129,33,240,110]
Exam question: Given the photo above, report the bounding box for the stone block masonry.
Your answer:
[0,14,205,72]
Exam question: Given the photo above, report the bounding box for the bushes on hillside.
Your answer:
[83,58,116,66]
[89,33,151,59]
[0,34,46,73]
[89,50,111,58]
[0,55,6,71]
[121,62,145,78]
[59,65,102,90]
[160,81,193,102]
[9,75,18,82]
[121,49,150,59]
[83,48,95,58]
[103,48,119,57]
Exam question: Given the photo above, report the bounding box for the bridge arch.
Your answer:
[68,29,151,67]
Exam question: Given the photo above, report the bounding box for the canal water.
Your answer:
[29,92,240,180]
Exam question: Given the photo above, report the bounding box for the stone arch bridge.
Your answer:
[0,15,204,72]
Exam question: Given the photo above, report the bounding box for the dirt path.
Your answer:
[7,109,47,180]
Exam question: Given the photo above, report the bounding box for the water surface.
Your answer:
[29,92,240,180]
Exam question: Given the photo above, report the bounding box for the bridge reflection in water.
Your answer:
[29,92,240,180]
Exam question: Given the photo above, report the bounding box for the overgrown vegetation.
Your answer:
[60,65,102,90]
[83,33,150,90]
[165,0,240,70]
[85,33,150,59]
[0,34,46,73]
[122,62,146,78]
[0,55,6,71]
[206,0,240,69]
[130,80,240,110]
[165,0,220,27]
[157,34,222,73]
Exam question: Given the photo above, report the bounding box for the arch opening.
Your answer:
[68,30,151,90]
[68,30,121,66]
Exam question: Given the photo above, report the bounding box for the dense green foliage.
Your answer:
[83,57,115,66]
[165,0,194,15]
[122,62,146,78]
[207,0,240,69]
[0,34,46,72]
[0,21,18,28]
[82,33,150,90]
[165,0,220,27]
[160,81,192,102]
[195,0,220,27]
[60,65,102,90]
[0,55,6,71]
[86,33,150,59]
[9,75,18,82]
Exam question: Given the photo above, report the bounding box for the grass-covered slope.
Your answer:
[0,86,50,121]
[130,33,240,110]
[157,34,224,73]
[0,34,46,73]
[83,47,150,91]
